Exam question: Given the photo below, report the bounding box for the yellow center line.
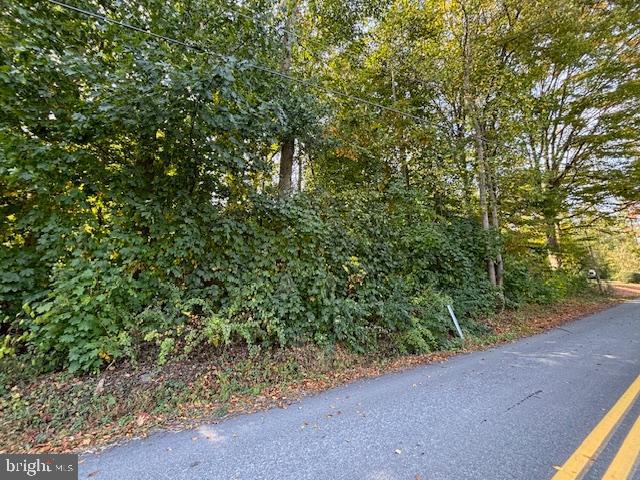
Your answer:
[552,374,640,480]
[602,413,640,480]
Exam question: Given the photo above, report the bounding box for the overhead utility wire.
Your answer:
[46,0,425,122]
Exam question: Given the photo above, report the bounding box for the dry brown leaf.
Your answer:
[135,413,149,427]
[94,378,105,396]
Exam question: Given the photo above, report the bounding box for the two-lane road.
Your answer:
[80,300,640,479]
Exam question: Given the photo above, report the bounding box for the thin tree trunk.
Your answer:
[544,211,561,269]
[278,137,294,197]
[277,0,298,197]
[474,125,497,287]
[400,151,409,188]
[546,219,560,249]
[488,168,503,289]
[462,11,496,287]
[391,68,410,188]
[456,129,473,215]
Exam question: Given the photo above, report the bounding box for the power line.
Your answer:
[45,0,425,122]
[47,0,206,52]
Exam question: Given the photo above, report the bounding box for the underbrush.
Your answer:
[0,292,613,453]
[2,189,592,374]
[0,189,504,373]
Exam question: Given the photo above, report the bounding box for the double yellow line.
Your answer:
[552,375,640,480]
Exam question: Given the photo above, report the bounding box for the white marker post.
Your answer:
[446,304,464,340]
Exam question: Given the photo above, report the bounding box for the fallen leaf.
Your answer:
[94,379,105,396]
[135,413,149,427]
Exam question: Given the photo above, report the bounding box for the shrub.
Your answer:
[504,255,589,307]
[1,188,500,372]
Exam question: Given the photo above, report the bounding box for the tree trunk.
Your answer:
[545,219,559,250]
[297,152,303,192]
[456,129,473,215]
[462,13,496,287]
[545,215,562,269]
[391,68,410,189]
[474,124,497,287]
[540,178,564,267]
[488,169,503,289]
[400,152,410,188]
[276,0,298,197]
[278,137,295,197]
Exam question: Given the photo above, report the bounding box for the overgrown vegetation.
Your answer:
[0,294,616,453]
[591,217,640,283]
[1,0,638,380]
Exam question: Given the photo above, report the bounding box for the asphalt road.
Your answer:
[79,300,640,480]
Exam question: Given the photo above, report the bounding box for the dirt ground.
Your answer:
[608,281,640,298]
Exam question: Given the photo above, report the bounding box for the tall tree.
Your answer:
[277,0,300,197]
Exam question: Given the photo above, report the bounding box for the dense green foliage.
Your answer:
[1,0,637,373]
[590,215,640,283]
